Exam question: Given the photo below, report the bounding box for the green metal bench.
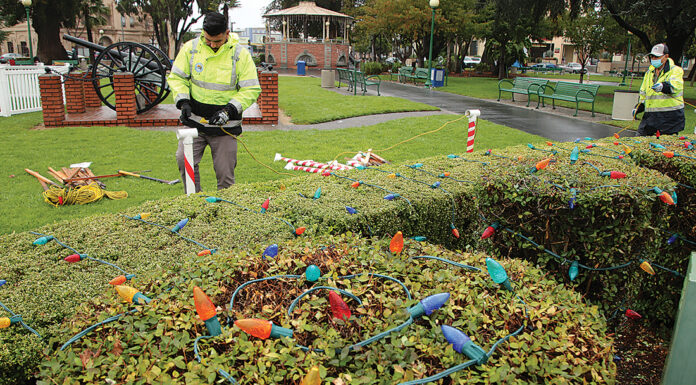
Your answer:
[398,66,414,83]
[538,81,600,116]
[412,67,429,83]
[354,71,381,95]
[336,68,355,91]
[497,77,549,107]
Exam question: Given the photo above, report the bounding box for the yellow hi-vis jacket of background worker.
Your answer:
[167,32,261,119]
[639,57,684,112]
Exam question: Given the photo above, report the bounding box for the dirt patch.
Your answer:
[278,108,293,125]
[614,321,669,384]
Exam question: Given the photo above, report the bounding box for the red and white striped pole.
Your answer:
[465,109,481,153]
[176,128,199,195]
[275,153,352,170]
[284,162,331,176]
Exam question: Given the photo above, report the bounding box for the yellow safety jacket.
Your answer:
[168,33,261,117]
[639,58,684,113]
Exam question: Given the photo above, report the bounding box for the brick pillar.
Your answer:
[38,74,65,127]
[82,72,102,108]
[64,71,86,114]
[114,72,136,124]
[258,71,278,124]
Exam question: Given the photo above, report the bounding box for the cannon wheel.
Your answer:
[91,42,169,114]
[144,44,172,103]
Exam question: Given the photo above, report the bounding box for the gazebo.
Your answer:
[263,1,353,70]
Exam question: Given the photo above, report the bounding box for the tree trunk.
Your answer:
[498,45,507,80]
[446,41,451,73]
[34,9,67,63]
[84,6,94,64]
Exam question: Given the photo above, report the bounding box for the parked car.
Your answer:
[463,56,481,68]
[0,53,27,64]
[531,63,559,70]
[562,62,587,74]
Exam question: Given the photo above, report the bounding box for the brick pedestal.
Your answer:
[258,71,278,125]
[65,71,86,114]
[38,74,65,127]
[114,72,136,124]
[83,72,102,108]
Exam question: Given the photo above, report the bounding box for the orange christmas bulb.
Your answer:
[658,192,675,205]
[390,231,404,254]
[663,151,675,158]
[234,318,272,339]
[614,133,620,139]
[295,227,306,235]
[109,275,127,285]
[443,172,450,177]
[193,286,217,321]
[640,261,656,275]
[197,249,212,256]
[545,141,553,146]
[452,228,460,238]
[536,158,551,171]
[351,181,360,188]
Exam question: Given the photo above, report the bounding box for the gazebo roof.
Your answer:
[263,1,353,19]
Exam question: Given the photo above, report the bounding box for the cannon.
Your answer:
[63,34,172,114]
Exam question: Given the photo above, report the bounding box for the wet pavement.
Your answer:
[374,81,637,141]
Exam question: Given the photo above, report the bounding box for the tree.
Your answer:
[0,0,82,62]
[75,0,110,62]
[563,8,610,83]
[602,0,696,63]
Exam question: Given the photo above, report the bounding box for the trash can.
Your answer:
[296,60,306,76]
[321,69,335,88]
[431,68,445,87]
[611,90,640,120]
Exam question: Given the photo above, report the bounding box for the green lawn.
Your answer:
[279,76,439,124]
[439,76,696,131]
[2,112,544,234]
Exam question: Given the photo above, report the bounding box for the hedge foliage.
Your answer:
[38,233,615,384]
[1,136,692,383]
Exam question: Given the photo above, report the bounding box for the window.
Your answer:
[20,42,28,56]
[7,42,13,53]
[470,41,478,56]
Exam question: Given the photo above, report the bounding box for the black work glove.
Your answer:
[208,104,239,126]
[632,103,645,120]
[176,99,192,121]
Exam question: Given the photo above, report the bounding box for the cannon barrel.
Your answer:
[63,34,166,73]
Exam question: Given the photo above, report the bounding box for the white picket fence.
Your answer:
[0,63,70,117]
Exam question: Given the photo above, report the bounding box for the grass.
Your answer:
[278,76,439,124]
[2,112,544,235]
[439,76,696,131]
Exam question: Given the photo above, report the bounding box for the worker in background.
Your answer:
[168,12,261,193]
[632,43,684,136]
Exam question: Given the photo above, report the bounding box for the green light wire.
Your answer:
[31,232,129,274]
[123,215,214,251]
[0,301,41,338]
[329,173,412,206]
[411,256,480,271]
[194,335,239,384]
[287,286,362,316]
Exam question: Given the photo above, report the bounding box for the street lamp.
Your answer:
[425,0,439,88]
[20,0,33,60]
[619,31,632,87]
[121,15,126,42]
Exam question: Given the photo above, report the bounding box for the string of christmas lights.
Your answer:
[203,196,306,236]
[329,173,412,205]
[123,214,217,254]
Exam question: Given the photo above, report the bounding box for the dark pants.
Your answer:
[638,109,685,136]
[176,133,237,193]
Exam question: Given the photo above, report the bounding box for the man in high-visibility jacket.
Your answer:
[168,12,261,193]
[632,43,684,136]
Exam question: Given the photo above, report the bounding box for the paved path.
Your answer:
[375,81,636,141]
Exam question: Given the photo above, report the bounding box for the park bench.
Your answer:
[398,66,414,83]
[412,67,430,84]
[497,77,549,107]
[537,81,600,116]
[336,68,355,91]
[354,71,381,95]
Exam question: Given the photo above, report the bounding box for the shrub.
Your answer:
[361,61,385,75]
[39,233,615,384]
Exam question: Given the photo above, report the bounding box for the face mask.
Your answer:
[651,58,663,68]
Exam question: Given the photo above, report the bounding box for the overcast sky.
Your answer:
[228,0,271,29]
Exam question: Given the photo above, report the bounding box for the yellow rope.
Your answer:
[42,183,128,207]
[332,114,469,161]
[221,128,295,176]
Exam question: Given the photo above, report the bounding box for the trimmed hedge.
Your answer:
[39,233,615,384]
[0,139,688,383]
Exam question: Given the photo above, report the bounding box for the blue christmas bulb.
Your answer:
[384,193,400,201]
[205,196,221,203]
[32,236,54,245]
[485,257,513,291]
[440,325,488,364]
[569,261,579,281]
[569,188,577,209]
[0,279,6,287]
[431,181,441,189]
[172,218,189,232]
[667,233,679,245]
[262,244,278,259]
[420,292,450,315]
[574,138,581,143]
[570,147,579,164]
[345,206,358,214]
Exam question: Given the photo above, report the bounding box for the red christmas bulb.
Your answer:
[625,309,642,319]
[658,192,675,205]
[321,171,331,177]
[662,151,674,158]
[656,130,661,138]
[452,227,460,238]
[261,198,270,210]
[679,136,686,140]
[618,155,624,159]
[613,141,619,145]
[586,145,594,149]
[295,227,306,235]
[64,254,82,263]
[328,291,351,321]
[351,181,361,188]
[481,223,499,239]
[610,171,626,179]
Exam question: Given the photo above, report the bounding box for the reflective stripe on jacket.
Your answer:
[167,33,261,113]
[639,58,684,113]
